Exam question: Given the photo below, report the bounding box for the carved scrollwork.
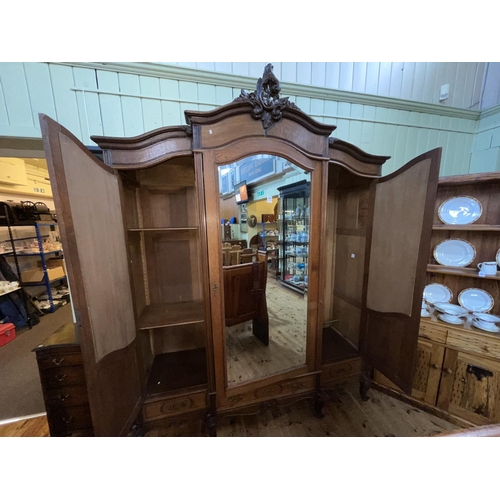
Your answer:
[234,63,298,131]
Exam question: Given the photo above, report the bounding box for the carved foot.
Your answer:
[313,395,326,419]
[205,412,217,437]
[359,381,370,402]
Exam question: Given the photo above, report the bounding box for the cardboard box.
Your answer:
[37,258,65,269]
[22,266,65,284]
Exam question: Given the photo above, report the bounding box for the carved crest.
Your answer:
[234,63,298,131]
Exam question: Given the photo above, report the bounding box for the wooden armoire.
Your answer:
[40,64,441,436]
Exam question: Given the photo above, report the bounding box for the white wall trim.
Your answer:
[60,62,481,121]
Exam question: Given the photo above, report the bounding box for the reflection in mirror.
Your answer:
[218,155,310,387]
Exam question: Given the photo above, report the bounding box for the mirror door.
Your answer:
[205,152,320,398]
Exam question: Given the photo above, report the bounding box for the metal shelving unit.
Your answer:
[2,209,65,315]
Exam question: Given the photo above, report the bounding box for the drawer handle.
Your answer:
[58,393,70,401]
[52,357,65,366]
[55,374,67,382]
[292,382,306,390]
[62,416,73,424]
[229,394,244,404]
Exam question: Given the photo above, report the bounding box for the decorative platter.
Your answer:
[433,239,476,267]
[458,288,494,313]
[423,284,452,304]
[496,249,500,267]
[473,312,500,324]
[438,313,463,325]
[438,196,482,225]
[433,302,468,316]
[472,318,500,333]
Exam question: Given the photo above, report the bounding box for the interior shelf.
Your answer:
[146,348,207,397]
[322,326,359,364]
[427,264,500,280]
[432,224,500,231]
[138,300,205,330]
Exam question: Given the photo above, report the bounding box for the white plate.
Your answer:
[423,284,452,304]
[433,302,468,316]
[458,288,494,313]
[433,239,476,267]
[438,196,482,225]
[496,249,500,267]
[472,319,500,333]
[421,308,431,318]
[472,312,500,323]
[438,313,464,325]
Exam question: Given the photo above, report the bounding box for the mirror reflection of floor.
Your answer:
[226,278,307,386]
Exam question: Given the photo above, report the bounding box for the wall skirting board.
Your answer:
[0,62,498,176]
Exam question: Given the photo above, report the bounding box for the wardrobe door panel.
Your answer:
[362,149,441,394]
[40,114,143,436]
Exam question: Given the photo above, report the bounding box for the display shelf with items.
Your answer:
[376,172,500,427]
[13,222,65,314]
[277,180,310,294]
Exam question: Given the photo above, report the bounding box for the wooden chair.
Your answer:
[223,261,269,345]
[222,243,231,266]
[240,248,256,264]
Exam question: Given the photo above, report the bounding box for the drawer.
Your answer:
[45,384,89,409]
[225,375,316,408]
[419,320,448,344]
[143,390,207,422]
[47,405,92,436]
[40,366,86,389]
[37,352,83,370]
[321,358,362,383]
[446,329,500,359]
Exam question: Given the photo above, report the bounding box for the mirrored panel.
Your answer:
[218,155,310,387]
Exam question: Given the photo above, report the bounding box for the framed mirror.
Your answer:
[217,154,312,387]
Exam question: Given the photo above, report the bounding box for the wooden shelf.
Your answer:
[0,286,21,297]
[427,264,500,280]
[128,227,198,232]
[146,348,207,397]
[433,225,500,231]
[138,300,205,330]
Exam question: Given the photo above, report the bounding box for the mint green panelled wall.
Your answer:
[0,62,488,176]
[469,105,500,173]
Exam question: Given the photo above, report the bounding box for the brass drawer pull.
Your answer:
[55,374,67,382]
[52,357,65,366]
[292,382,306,390]
[58,393,70,401]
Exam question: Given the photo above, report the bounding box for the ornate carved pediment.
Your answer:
[234,63,298,131]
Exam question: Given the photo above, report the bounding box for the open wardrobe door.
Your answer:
[361,148,441,394]
[40,115,143,436]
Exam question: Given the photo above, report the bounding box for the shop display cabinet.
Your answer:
[278,180,310,294]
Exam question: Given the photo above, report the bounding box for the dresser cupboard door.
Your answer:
[362,149,441,394]
[40,114,143,436]
[437,349,500,425]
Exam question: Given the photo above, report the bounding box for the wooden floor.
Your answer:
[0,379,460,437]
[226,278,307,386]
